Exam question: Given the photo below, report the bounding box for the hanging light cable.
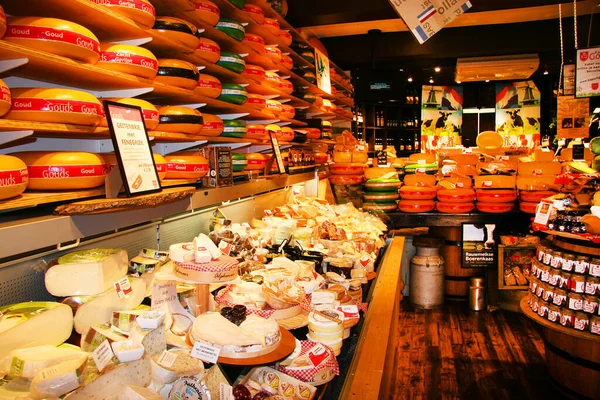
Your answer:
[574,0,578,50]
[558,4,564,95]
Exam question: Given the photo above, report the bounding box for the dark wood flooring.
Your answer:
[388,300,567,400]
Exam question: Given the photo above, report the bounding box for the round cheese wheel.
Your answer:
[364,193,399,202]
[400,185,436,200]
[264,45,282,63]
[262,18,280,36]
[314,152,328,164]
[0,154,28,200]
[279,30,292,46]
[330,163,366,175]
[476,202,515,213]
[0,78,11,117]
[519,190,557,203]
[264,71,281,88]
[404,163,438,175]
[231,152,247,172]
[246,153,267,170]
[5,17,100,63]
[437,188,476,203]
[398,199,435,213]
[193,0,220,27]
[242,64,266,82]
[277,126,294,142]
[243,4,264,24]
[322,120,332,132]
[304,71,317,84]
[156,106,203,134]
[301,51,315,65]
[265,99,282,115]
[519,201,538,214]
[195,74,222,99]
[222,120,246,138]
[218,83,247,105]
[364,167,396,180]
[305,128,321,140]
[90,0,156,29]
[303,92,317,103]
[201,113,223,137]
[408,153,436,164]
[364,179,402,192]
[217,51,245,73]
[475,189,518,203]
[164,152,208,179]
[216,19,244,42]
[329,174,363,185]
[99,98,159,130]
[403,174,436,187]
[195,38,220,63]
[242,33,265,52]
[12,151,106,190]
[0,6,6,39]
[102,152,167,180]
[156,59,199,89]
[245,124,267,140]
[265,123,281,139]
[438,176,472,189]
[98,43,158,79]
[280,104,295,119]
[152,17,200,49]
[363,202,398,213]
[7,88,102,126]
[279,79,294,94]
[436,201,475,214]
[279,54,293,70]
[245,93,266,110]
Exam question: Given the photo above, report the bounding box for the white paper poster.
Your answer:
[315,48,331,94]
[576,47,600,98]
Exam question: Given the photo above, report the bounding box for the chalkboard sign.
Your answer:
[376,150,387,165]
[572,143,585,160]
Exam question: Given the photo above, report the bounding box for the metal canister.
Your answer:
[469,277,486,311]
[409,237,445,309]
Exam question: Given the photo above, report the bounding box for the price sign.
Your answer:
[269,132,286,174]
[191,341,221,364]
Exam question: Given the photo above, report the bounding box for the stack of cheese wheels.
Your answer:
[0,78,10,117]
[231,153,247,172]
[436,188,476,213]
[0,154,28,200]
[11,151,107,190]
[216,19,245,41]
[243,4,264,23]
[195,37,220,63]
[245,124,267,140]
[152,17,200,49]
[193,0,220,26]
[245,153,267,171]
[262,17,280,35]
[99,98,159,130]
[264,45,282,63]
[363,172,401,213]
[330,162,366,188]
[217,51,245,73]
[201,113,224,137]
[279,30,292,46]
[519,190,557,214]
[307,310,344,356]
[97,44,158,79]
[245,93,266,110]
[242,64,266,82]
[222,120,246,138]
[217,83,247,105]
[195,74,222,98]
[91,0,156,28]
[438,173,473,190]
[164,152,208,180]
[398,156,437,212]
[156,106,203,135]
[4,17,101,63]
[102,152,167,180]
[156,59,199,89]
[279,54,294,70]
[517,158,562,214]
[242,33,265,52]
[474,174,517,213]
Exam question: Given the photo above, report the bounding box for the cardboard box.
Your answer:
[200,146,233,187]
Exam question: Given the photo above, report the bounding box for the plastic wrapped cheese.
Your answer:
[29,357,87,399]
[0,345,87,380]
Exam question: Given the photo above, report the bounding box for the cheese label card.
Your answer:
[191,341,220,364]
[92,340,115,372]
[152,281,196,334]
[219,383,234,400]
[241,222,250,229]
[218,240,232,256]
[114,276,132,299]
[157,350,178,368]
[463,147,472,153]
[337,305,360,319]
[307,343,329,367]
[534,201,553,226]
[417,159,427,165]
[359,255,371,267]
[497,156,509,161]
[264,209,273,216]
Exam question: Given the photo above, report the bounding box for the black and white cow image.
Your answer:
[423,119,434,128]
[525,117,541,131]
[506,109,524,129]
[436,111,451,129]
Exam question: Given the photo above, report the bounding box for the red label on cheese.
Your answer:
[197,80,221,89]
[6,25,101,55]
[166,163,208,172]
[247,159,266,165]
[244,4,263,13]
[195,2,220,15]
[247,98,265,105]
[0,168,29,187]
[203,121,223,130]
[0,85,11,103]
[196,42,219,54]
[11,98,103,116]
[243,69,265,78]
[28,164,106,179]
[280,31,292,39]
[265,47,280,55]
[243,35,264,44]
[100,51,158,71]
[142,109,159,122]
[91,0,156,16]
[263,19,279,28]
[155,163,166,173]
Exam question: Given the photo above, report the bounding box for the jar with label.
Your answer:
[552,288,567,307]
[559,271,572,290]
[583,295,599,314]
[536,282,545,299]
[530,277,538,294]
[570,273,586,293]
[542,284,554,303]
[585,276,600,296]
[548,305,561,323]
[550,252,564,269]
[574,255,590,275]
[574,312,590,331]
[543,249,554,266]
[590,316,600,335]
[567,293,585,311]
[537,299,549,318]
[531,297,539,313]
[562,253,576,272]
[589,258,600,277]
[539,264,551,283]
[537,245,547,262]
[548,267,561,287]
[531,261,539,278]
[560,308,575,327]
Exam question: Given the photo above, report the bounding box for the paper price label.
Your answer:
[307,343,329,367]
[337,305,360,319]
[157,350,178,368]
[92,340,114,372]
[114,277,132,299]
[241,222,251,229]
[264,210,273,216]
[534,202,553,226]
[417,159,427,164]
[219,383,234,400]
[191,341,221,364]
[218,240,232,256]
[463,147,472,154]
[497,156,509,161]
[359,255,371,267]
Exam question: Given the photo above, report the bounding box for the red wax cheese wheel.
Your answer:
[99,98,159,130]
[277,127,294,142]
[400,185,437,200]
[279,54,293,70]
[102,152,167,180]
[519,190,557,203]
[245,153,267,170]
[98,43,158,79]
[437,188,475,203]
[164,152,208,179]
[245,124,268,140]
[242,64,266,82]
[243,4,264,24]
[245,93,266,110]
[314,152,328,164]
[305,128,321,140]
[279,104,295,119]
[195,38,220,63]
[156,59,199,89]
[519,201,538,214]
[5,17,100,63]
[0,78,11,117]
[279,79,294,94]
[7,88,102,126]
[476,202,515,213]
[279,30,292,46]
[265,99,282,116]
[262,18,280,36]
[90,0,156,29]
[152,17,200,49]
[475,189,518,203]
[242,33,265,52]
[329,174,363,185]
[195,74,222,98]
[264,45,282,63]
[436,201,475,214]
[193,0,220,26]
[201,113,224,137]
[0,154,28,200]
[264,71,281,88]
[330,163,366,175]
[398,199,435,213]
[11,151,106,190]
[0,6,6,39]
[156,106,203,135]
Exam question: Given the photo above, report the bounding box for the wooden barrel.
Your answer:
[429,226,484,300]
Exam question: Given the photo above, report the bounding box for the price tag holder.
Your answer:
[307,343,329,367]
[92,340,114,372]
[572,143,585,160]
[218,240,232,256]
[113,276,132,299]
[219,383,234,400]
[376,150,387,165]
[191,341,221,364]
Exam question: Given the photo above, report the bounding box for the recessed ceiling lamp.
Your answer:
[543,70,549,75]
[407,77,413,82]
[434,66,441,72]
[429,78,434,83]
[485,79,490,82]
[456,80,462,84]
[399,68,404,71]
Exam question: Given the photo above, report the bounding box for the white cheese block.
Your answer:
[71,278,147,335]
[121,385,163,400]
[168,243,194,263]
[150,349,203,385]
[311,289,336,305]
[30,357,87,399]
[129,324,167,357]
[196,233,221,259]
[46,249,128,297]
[0,379,31,399]
[0,345,87,379]
[80,323,128,352]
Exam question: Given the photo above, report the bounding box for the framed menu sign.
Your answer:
[104,101,162,196]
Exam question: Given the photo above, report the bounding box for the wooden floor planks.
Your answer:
[389,301,566,400]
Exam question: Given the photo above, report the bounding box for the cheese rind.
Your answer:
[0,345,86,380]
[121,385,164,400]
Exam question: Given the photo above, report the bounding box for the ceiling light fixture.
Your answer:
[429,78,434,84]
[399,68,404,72]
[485,79,490,82]
[456,80,462,84]
[407,77,413,82]
[434,66,441,72]
[543,70,549,75]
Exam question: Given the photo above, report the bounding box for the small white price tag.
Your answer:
[191,341,221,364]
[293,186,302,195]
[337,305,360,319]
[241,222,251,229]
[307,343,329,367]
[92,340,114,372]
[218,240,232,256]
[534,202,553,226]
[113,277,132,299]
[219,383,234,400]
[463,147,473,154]
[552,200,565,211]
[417,159,426,164]
[157,350,177,368]
[497,155,509,161]
[359,255,370,267]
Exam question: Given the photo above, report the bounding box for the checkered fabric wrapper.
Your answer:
[175,255,238,272]
[275,340,340,382]
[215,285,312,318]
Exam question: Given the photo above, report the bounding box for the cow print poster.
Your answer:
[495,80,541,150]
[420,85,463,153]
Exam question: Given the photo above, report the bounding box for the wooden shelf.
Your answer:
[0,188,105,212]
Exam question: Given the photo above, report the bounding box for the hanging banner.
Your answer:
[557,95,590,138]
[576,46,600,98]
[388,0,472,44]
[495,80,541,150]
[420,85,463,153]
[315,48,331,94]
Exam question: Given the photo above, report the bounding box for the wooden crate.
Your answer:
[498,244,535,290]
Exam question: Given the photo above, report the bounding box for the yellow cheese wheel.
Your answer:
[0,5,6,39]
[245,124,268,140]
[242,33,265,52]
[102,152,167,180]
[99,98,159,130]
[436,201,474,213]
[98,43,158,79]
[330,163,366,175]
[448,154,479,165]
[201,113,224,137]
[400,185,436,200]
[516,175,557,191]
[0,78,11,117]
[476,131,503,149]
[264,71,281,89]
[265,99,282,116]
[476,202,515,213]
[533,147,555,162]
[156,106,203,134]
[5,17,100,63]
[193,0,220,27]
[437,188,475,203]
[517,161,562,176]
[0,154,28,200]
[164,152,208,179]
[242,64,266,82]
[245,153,267,170]
[398,199,435,213]
[403,174,436,188]
[11,151,106,190]
[243,4,264,24]
[279,30,292,46]
[245,93,266,110]
[473,175,516,189]
[280,54,293,70]
[195,38,220,63]
[7,88,102,126]
[152,17,200,49]
[262,18,280,36]
[408,153,436,163]
[280,104,295,119]
[264,45,282,63]
[437,175,472,189]
[265,123,282,139]
[90,0,156,29]
[277,126,294,142]
[364,167,397,180]
[279,79,294,94]
[195,74,222,99]
[305,128,321,140]
[475,189,517,203]
[156,59,199,89]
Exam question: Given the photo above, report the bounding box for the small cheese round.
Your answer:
[277,127,294,142]
[264,71,281,88]
[195,37,220,63]
[245,93,266,110]
[152,17,200,49]
[222,120,246,138]
[217,52,245,73]
[98,43,158,79]
[265,123,282,139]
[218,83,247,105]
[0,78,11,117]
[156,59,200,89]
[279,79,294,94]
[0,6,7,38]
[193,0,220,26]
[241,64,266,82]
[243,4,264,24]
[242,33,265,53]
[164,152,208,179]
[245,124,267,140]
[195,74,222,99]
[262,18,280,36]
[216,19,245,42]
[245,153,267,170]
[264,45,282,63]
[0,154,28,200]
[265,99,282,116]
[279,30,292,46]
[90,0,156,29]
[279,54,293,70]
[156,106,203,135]
[201,113,224,137]
[279,104,295,119]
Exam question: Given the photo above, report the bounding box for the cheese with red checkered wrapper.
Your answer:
[275,340,339,385]
[174,255,238,283]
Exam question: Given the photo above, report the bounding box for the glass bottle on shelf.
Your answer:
[414,133,420,151]
[399,136,406,151]
[406,135,413,152]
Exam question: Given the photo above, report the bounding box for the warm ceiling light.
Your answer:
[543,70,549,75]
[407,77,413,82]
[485,79,490,82]
[434,66,441,72]
[399,68,404,71]
[429,78,434,83]
[456,80,462,84]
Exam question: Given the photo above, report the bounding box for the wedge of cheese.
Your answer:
[30,357,87,399]
[129,324,167,357]
[0,345,87,379]
[533,147,555,162]
[80,323,128,352]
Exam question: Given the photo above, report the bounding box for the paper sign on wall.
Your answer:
[576,46,600,98]
[388,0,472,44]
[557,95,590,139]
[315,48,331,94]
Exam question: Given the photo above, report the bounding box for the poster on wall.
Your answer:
[315,48,331,95]
[420,85,463,153]
[462,224,496,269]
[557,96,590,138]
[576,46,600,98]
[495,80,541,150]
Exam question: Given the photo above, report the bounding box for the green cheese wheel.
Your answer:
[363,193,399,203]
[216,19,245,42]
[229,0,246,9]
[217,52,246,73]
[303,93,317,103]
[304,72,316,84]
[363,202,398,213]
[218,83,247,105]
[591,137,600,155]
[403,163,438,175]
[301,51,315,64]
[222,120,247,138]
[232,152,248,172]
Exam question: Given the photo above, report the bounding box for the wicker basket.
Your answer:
[263,286,299,310]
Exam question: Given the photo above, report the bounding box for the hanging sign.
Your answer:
[462,223,496,268]
[563,64,575,96]
[576,46,600,98]
[315,48,331,94]
[388,0,472,44]
[557,95,590,139]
